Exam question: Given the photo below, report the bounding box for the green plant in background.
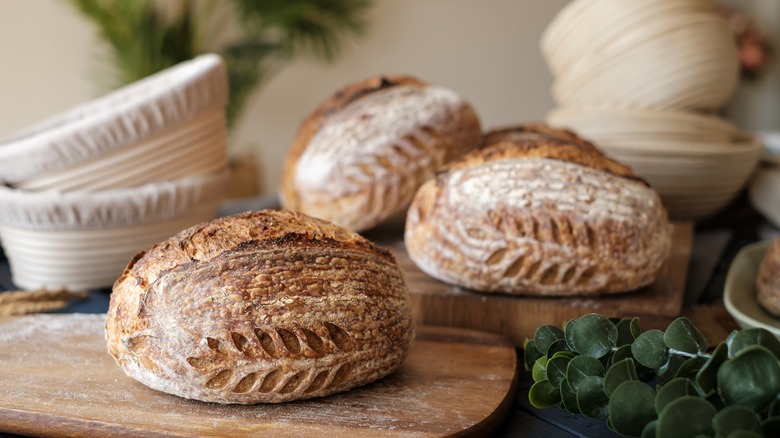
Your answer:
[67,0,372,129]
[524,313,780,437]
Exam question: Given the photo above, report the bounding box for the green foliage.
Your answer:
[524,313,780,437]
[67,0,371,128]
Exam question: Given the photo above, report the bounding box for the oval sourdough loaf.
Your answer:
[280,74,482,232]
[405,124,672,296]
[105,209,415,404]
[757,238,780,317]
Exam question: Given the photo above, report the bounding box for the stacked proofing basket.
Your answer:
[541,0,763,220]
[0,54,229,291]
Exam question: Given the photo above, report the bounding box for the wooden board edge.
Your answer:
[457,351,520,437]
[0,407,176,438]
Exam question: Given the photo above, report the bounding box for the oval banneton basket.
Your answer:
[0,172,228,291]
[0,54,228,190]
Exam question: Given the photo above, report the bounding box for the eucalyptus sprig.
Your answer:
[524,313,780,438]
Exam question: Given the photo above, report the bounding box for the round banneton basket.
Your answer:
[546,107,741,144]
[0,54,228,190]
[542,0,738,111]
[549,109,763,220]
[0,172,228,291]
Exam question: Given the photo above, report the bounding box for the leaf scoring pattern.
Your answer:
[186,321,358,396]
[458,208,606,289]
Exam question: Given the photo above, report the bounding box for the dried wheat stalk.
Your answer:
[0,289,89,316]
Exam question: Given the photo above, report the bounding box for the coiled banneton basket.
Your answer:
[541,0,759,220]
[0,54,230,290]
[0,172,228,290]
[0,54,228,189]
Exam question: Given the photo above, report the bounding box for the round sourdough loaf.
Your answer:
[105,209,415,404]
[405,124,672,296]
[757,238,780,317]
[279,75,482,232]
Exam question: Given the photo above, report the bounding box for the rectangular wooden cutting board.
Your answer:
[372,221,693,347]
[0,314,518,437]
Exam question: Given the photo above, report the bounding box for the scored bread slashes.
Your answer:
[105,209,415,404]
[404,124,672,296]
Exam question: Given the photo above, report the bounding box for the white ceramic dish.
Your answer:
[749,167,780,228]
[724,240,780,338]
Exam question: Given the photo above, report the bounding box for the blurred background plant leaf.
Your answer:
[67,0,372,130]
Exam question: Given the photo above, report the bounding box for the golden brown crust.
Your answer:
[106,209,414,404]
[279,74,482,232]
[450,124,647,186]
[757,238,780,317]
[405,124,671,296]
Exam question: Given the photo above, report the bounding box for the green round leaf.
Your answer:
[559,378,579,414]
[696,341,728,395]
[566,355,604,392]
[552,350,575,360]
[717,345,780,412]
[657,396,716,438]
[611,344,633,364]
[728,327,780,359]
[664,317,707,355]
[570,313,618,358]
[630,317,644,339]
[606,415,617,434]
[529,379,561,409]
[564,317,578,351]
[604,357,639,397]
[641,419,657,438]
[608,380,657,437]
[712,405,762,438]
[675,356,706,380]
[654,377,698,415]
[546,355,571,388]
[616,318,636,347]
[534,324,565,356]
[576,375,609,418]
[546,339,571,357]
[632,329,668,369]
[532,355,548,383]
[523,339,543,371]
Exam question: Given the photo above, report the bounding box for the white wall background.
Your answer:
[0,0,567,195]
[719,0,780,133]
[0,0,777,195]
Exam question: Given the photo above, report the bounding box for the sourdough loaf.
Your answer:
[404,124,672,296]
[757,238,780,317]
[105,209,415,404]
[280,75,482,232]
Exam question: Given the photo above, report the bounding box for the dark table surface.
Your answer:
[0,193,771,437]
